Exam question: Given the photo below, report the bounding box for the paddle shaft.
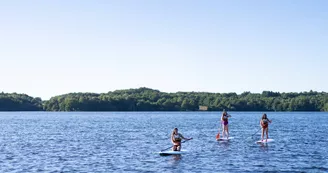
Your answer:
[250,128,262,138]
[161,139,191,152]
[216,121,223,139]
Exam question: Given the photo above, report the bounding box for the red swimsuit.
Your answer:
[261,119,269,128]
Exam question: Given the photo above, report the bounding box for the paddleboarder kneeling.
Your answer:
[171,128,192,151]
[260,113,272,142]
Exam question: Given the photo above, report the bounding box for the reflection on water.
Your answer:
[259,143,269,152]
[218,140,230,149]
[168,155,182,167]
[172,155,182,161]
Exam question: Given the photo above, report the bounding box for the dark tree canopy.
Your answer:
[42,88,328,112]
[1,88,328,111]
[0,92,42,111]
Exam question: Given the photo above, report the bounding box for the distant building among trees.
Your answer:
[199,106,208,111]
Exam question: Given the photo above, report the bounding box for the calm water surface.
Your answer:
[0,112,327,172]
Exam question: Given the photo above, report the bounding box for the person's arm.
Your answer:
[227,114,232,117]
[180,133,192,140]
[268,119,272,123]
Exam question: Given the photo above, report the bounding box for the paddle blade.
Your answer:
[216,133,220,140]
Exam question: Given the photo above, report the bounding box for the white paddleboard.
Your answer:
[216,137,234,141]
[256,139,274,144]
[158,150,187,156]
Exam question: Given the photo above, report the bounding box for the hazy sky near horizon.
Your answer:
[1,0,327,99]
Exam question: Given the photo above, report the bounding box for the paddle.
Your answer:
[216,133,220,140]
[216,121,222,140]
[160,138,193,152]
[250,128,262,138]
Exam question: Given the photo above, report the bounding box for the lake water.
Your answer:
[0,112,327,172]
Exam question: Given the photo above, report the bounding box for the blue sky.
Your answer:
[0,0,327,99]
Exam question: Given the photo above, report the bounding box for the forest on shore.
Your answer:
[1,88,328,111]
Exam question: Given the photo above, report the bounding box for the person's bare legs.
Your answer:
[222,124,225,138]
[261,128,264,141]
[226,125,229,139]
[172,145,177,151]
[265,127,269,142]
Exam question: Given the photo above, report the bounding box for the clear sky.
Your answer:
[0,0,327,99]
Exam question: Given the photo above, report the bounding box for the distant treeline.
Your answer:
[1,88,328,111]
[0,92,43,111]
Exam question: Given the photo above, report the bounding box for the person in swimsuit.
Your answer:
[171,128,192,151]
[221,110,231,139]
[260,113,272,142]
